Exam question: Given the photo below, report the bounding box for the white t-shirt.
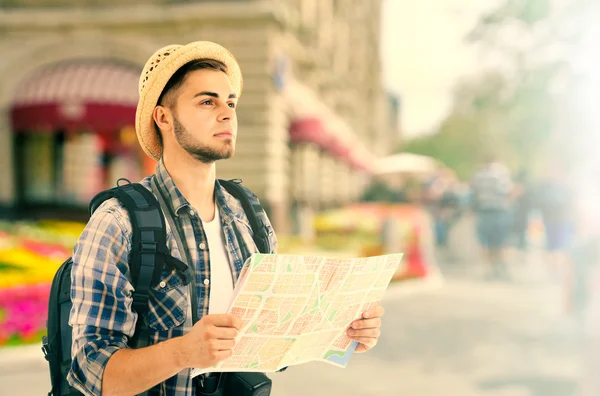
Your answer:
[202,209,234,314]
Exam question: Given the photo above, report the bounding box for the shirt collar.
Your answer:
[214,180,237,226]
[154,159,191,216]
[154,159,236,225]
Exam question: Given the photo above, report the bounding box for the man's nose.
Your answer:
[218,105,235,121]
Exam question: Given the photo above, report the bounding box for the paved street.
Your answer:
[0,217,584,395]
[270,216,582,396]
[272,274,581,396]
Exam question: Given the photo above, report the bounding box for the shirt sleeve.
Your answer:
[67,205,136,396]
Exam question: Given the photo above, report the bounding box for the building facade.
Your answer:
[0,0,393,234]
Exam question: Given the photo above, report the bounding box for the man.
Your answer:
[67,41,385,396]
[471,156,513,279]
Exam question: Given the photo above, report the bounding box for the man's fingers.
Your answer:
[208,326,239,340]
[350,318,381,330]
[208,338,237,351]
[347,336,378,350]
[363,305,385,319]
[203,314,243,329]
[354,343,374,353]
[347,327,381,338]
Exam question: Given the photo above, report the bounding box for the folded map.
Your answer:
[191,253,403,377]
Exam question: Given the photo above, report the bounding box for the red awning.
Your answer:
[350,156,372,173]
[289,118,329,147]
[284,79,376,174]
[349,150,375,173]
[10,62,139,132]
[328,135,351,159]
[290,119,372,172]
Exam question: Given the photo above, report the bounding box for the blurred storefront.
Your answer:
[0,0,393,234]
[9,61,151,220]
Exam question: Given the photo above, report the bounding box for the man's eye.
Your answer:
[201,100,212,105]
[228,103,236,109]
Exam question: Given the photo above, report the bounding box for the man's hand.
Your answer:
[346,305,385,353]
[174,314,242,369]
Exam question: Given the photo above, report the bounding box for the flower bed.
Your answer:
[0,221,83,346]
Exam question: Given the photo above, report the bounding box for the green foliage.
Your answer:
[403,68,560,179]
[401,0,598,179]
[472,0,551,35]
[360,181,405,203]
[402,117,481,180]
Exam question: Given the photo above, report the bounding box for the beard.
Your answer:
[173,115,234,164]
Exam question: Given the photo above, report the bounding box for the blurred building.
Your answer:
[0,0,394,234]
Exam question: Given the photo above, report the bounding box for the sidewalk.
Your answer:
[0,343,46,369]
[0,343,50,395]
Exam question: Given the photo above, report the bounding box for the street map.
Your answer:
[191,253,403,377]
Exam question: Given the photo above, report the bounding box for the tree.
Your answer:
[402,73,519,179]
[468,0,600,170]
[402,0,600,179]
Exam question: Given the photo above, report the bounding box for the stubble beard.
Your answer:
[173,115,234,164]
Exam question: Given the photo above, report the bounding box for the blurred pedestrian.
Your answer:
[534,165,576,310]
[511,169,533,252]
[424,168,460,248]
[471,156,513,280]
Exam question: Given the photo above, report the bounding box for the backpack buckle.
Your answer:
[132,293,150,313]
[139,241,157,254]
[41,337,52,362]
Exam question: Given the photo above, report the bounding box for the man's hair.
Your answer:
[154,58,228,137]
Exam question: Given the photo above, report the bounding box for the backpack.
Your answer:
[42,178,272,396]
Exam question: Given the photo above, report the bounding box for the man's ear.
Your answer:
[153,105,171,134]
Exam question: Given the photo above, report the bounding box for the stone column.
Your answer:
[0,109,15,206]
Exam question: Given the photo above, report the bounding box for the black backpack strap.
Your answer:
[218,179,272,254]
[88,179,189,349]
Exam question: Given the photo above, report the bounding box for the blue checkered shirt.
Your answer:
[67,160,277,395]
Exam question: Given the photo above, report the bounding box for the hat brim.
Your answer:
[135,41,243,161]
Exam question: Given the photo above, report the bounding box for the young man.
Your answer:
[67,41,385,396]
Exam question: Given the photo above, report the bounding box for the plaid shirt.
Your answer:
[67,160,277,396]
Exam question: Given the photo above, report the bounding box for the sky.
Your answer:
[380,0,499,137]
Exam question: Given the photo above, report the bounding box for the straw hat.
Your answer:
[135,41,243,160]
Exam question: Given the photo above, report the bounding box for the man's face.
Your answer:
[168,69,238,163]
